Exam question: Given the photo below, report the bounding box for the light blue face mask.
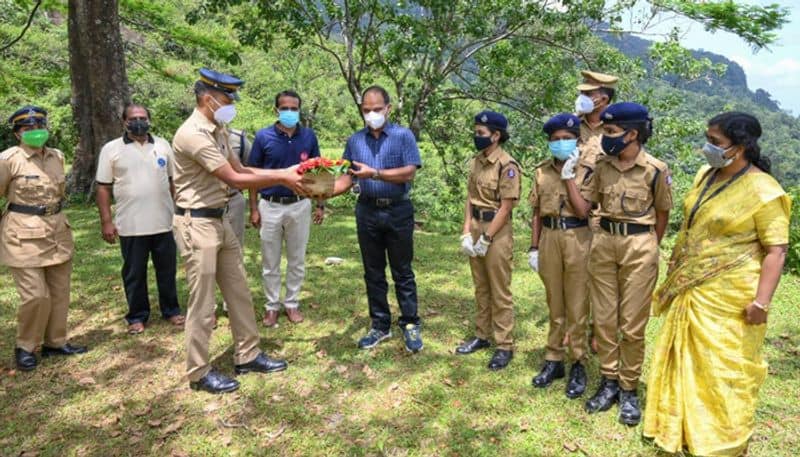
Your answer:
[548,139,578,161]
[278,110,300,128]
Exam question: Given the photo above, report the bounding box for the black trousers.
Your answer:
[355,200,420,332]
[119,231,180,324]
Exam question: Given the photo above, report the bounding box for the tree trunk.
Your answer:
[67,0,129,196]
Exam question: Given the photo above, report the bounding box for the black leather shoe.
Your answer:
[14,348,37,371]
[619,389,642,426]
[565,362,587,399]
[532,360,565,388]
[584,377,619,413]
[189,369,239,394]
[234,352,288,375]
[41,343,88,357]
[455,337,491,355]
[487,349,513,370]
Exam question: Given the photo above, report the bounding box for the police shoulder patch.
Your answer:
[665,174,673,187]
[507,168,516,178]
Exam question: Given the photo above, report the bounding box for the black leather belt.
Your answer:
[358,195,409,208]
[262,195,304,204]
[175,207,225,218]
[600,218,652,236]
[472,207,496,222]
[542,216,588,230]
[7,201,63,216]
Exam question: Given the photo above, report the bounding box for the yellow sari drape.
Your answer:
[643,166,791,456]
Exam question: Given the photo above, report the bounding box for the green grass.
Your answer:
[1,204,798,457]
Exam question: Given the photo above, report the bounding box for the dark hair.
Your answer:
[361,85,391,105]
[122,103,151,121]
[488,126,510,144]
[598,87,615,103]
[617,119,653,145]
[708,111,770,174]
[194,81,211,103]
[274,90,302,109]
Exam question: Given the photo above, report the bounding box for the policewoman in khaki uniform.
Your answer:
[574,70,619,165]
[529,114,593,398]
[172,68,302,394]
[581,102,672,425]
[1,106,87,371]
[456,111,521,371]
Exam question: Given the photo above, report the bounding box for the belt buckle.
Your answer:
[375,198,391,207]
[558,218,567,230]
[611,221,627,236]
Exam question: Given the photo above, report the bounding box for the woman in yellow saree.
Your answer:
[643,112,791,456]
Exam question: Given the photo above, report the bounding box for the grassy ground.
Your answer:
[0,204,798,457]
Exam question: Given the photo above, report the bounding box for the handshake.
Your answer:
[459,233,492,257]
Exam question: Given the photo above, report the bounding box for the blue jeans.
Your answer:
[355,200,420,332]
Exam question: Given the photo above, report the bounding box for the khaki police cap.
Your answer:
[577,70,619,91]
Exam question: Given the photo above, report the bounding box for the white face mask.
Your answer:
[574,94,595,115]
[363,110,386,130]
[209,96,237,124]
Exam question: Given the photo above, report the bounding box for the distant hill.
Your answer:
[600,32,782,112]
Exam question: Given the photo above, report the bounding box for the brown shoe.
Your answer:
[262,310,279,327]
[285,307,304,324]
[128,322,145,335]
[167,314,185,327]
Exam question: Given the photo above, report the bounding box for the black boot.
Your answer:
[487,349,513,370]
[618,389,642,426]
[455,337,491,355]
[531,360,565,388]
[584,377,619,413]
[565,362,587,399]
[189,369,240,394]
[15,348,37,371]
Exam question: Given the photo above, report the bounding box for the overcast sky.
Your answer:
[644,0,800,116]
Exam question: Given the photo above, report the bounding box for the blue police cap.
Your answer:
[198,67,243,101]
[474,110,508,131]
[543,113,580,136]
[601,102,649,124]
[8,105,47,128]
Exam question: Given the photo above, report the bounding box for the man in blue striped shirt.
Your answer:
[330,86,423,353]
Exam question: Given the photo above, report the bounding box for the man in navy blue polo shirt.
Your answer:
[248,90,324,327]
[329,85,423,353]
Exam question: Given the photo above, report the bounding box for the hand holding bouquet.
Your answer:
[296,157,350,198]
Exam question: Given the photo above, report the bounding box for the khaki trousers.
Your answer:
[468,219,514,351]
[588,229,659,390]
[173,214,260,382]
[224,191,246,248]
[9,260,71,352]
[538,226,591,363]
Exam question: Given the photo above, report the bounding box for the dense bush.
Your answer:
[787,187,800,274]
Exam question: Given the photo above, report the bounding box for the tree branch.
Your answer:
[0,0,43,53]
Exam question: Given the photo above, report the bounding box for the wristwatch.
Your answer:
[372,169,381,180]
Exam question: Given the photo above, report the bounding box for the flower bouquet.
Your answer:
[297,157,350,197]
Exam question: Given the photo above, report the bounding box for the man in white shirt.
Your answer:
[96,103,185,334]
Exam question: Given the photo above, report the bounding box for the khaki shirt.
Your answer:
[579,115,604,165]
[172,109,232,209]
[0,145,73,267]
[95,134,174,236]
[227,129,252,196]
[467,146,521,210]
[582,148,672,225]
[529,144,596,218]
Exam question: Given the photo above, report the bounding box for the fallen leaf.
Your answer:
[78,376,96,386]
[519,420,530,432]
[325,413,344,429]
[109,430,122,438]
[204,402,221,413]
[19,450,40,457]
[452,400,461,408]
[315,349,327,359]
[170,452,189,457]
[221,435,233,447]
[563,442,579,452]
[334,365,348,374]
[148,419,162,427]
[132,406,151,417]
[442,378,454,387]
[309,303,320,309]
[388,382,400,391]
[271,394,284,402]
[361,365,375,378]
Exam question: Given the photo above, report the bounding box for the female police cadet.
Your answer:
[1,106,87,371]
[529,114,593,398]
[581,102,672,425]
[455,111,521,371]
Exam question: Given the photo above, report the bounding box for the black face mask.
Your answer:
[127,119,150,137]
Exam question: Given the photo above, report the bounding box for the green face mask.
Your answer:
[20,129,49,148]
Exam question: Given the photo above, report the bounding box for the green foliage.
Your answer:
[788,187,800,274]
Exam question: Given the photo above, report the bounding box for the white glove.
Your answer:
[528,249,539,272]
[459,234,476,257]
[561,148,579,180]
[473,234,491,257]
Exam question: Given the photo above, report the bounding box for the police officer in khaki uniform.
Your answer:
[1,106,87,371]
[225,128,252,247]
[172,68,302,394]
[574,70,618,164]
[529,114,594,398]
[581,102,672,425]
[456,111,521,371]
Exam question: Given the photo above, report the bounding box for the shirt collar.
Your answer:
[190,108,220,132]
[273,123,301,139]
[20,144,56,160]
[609,147,648,172]
[479,145,504,164]
[362,122,392,139]
[123,132,155,144]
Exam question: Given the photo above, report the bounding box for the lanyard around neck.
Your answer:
[686,163,751,229]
